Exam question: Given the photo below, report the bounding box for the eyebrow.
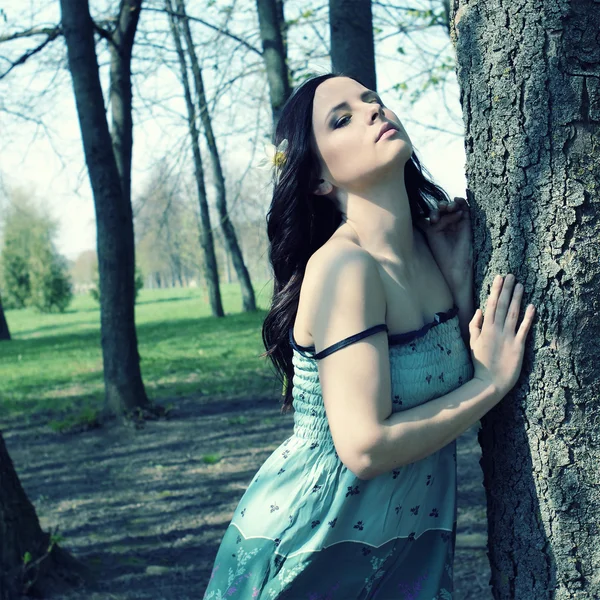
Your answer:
[325,90,380,124]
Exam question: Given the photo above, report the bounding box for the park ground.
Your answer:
[2,284,494,599]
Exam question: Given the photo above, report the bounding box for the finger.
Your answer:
[495,273,515,328]
[504,282,522,334]
[516,303,536,342]
[486,275,504,326]
[435,211,464,227]
[469,308,482,342]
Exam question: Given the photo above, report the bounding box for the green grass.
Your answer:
[0,281,279,420]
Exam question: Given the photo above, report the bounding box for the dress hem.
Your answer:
[230,521,456,559]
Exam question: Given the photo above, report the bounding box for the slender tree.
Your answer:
[0,296,10,341]
[165,0,224,317]
[256,0,291,127]
[60,0,160,419]
[329,0,376,90]
[450,1,600,596]
[174,0,257,312]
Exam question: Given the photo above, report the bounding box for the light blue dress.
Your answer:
[203,304,474,599]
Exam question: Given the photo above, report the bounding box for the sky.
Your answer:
[0,0,467,262]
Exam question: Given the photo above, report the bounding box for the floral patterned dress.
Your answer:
[202,304,474,599]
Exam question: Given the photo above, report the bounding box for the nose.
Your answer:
[368,103,383,123]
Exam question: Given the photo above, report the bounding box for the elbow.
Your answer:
[338,448,376,481]
[336,428,383,481]
[349,437,380,481]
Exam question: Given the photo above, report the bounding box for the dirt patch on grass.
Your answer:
[5,395,493,599]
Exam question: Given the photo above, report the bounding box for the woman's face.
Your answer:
[311,77,412,193]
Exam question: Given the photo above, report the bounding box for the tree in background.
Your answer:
[0,295,9,341]
[90,263,143,305]
[134,157,202,288]
[27,232,73,313]
[256,0,291,127]
[60,0,161,421]
[450,0,599,595]
[173,0,257,313]
[329,0,376,90]
[165,0,224,317]
[0,191,72,313]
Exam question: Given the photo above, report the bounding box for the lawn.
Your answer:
[0,281,279,422]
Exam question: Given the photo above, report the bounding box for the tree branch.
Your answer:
[143,5,262,56]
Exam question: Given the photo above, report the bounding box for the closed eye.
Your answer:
[333,98,385,129]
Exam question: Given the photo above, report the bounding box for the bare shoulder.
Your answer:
[298,237,386,348]
[302,237,378,308]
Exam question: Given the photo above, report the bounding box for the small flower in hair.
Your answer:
[258,138,289,184]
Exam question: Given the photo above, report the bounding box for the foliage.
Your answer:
[0,191,73,313]
[28,233,73,313]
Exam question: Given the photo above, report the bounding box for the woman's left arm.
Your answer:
[416,195,475,348]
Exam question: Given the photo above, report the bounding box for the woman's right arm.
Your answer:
[364,377,500,479]
[364,273,535,480]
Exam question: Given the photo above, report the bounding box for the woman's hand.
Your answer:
[415,196,473,293]
[469,273,536,396]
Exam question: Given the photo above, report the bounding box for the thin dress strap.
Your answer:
[289,323,388,360]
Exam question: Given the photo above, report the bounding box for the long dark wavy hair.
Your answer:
[260,72,453,415]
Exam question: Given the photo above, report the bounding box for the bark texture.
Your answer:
[61,0,153,417]
[175,0,257,313]
[256,0,291,127]
[328,0,377,91]
[450,1,600,598]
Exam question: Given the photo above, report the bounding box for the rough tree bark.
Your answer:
[256,0,291,127]
[174,0,257,313]
[450,1,600,597]
[60,0,159,419]
[0,431,90,598]
[328,0,376,91]
[165,0,224,318]
[0,295,10,341]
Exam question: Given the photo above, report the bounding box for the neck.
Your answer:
[336,173,416,265]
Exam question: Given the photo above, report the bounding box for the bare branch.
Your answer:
[0,26,61,43]
[0,28,62,79]
[143,5,262,56]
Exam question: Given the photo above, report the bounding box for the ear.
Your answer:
[313,179,334,196]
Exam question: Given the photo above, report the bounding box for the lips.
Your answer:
[376,122,399,142]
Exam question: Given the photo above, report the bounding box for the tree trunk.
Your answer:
[256,0,291,127]
[0,295,10,341]
[165,0,224,318]
[450,1,600,597]
[0,431,91,598]
[60,0,156,419]
[328,0,376,91]
[175,0,257,313]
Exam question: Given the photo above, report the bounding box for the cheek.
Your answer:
[323,138,365,181]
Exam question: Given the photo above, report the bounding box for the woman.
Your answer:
[202,73,535,599]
